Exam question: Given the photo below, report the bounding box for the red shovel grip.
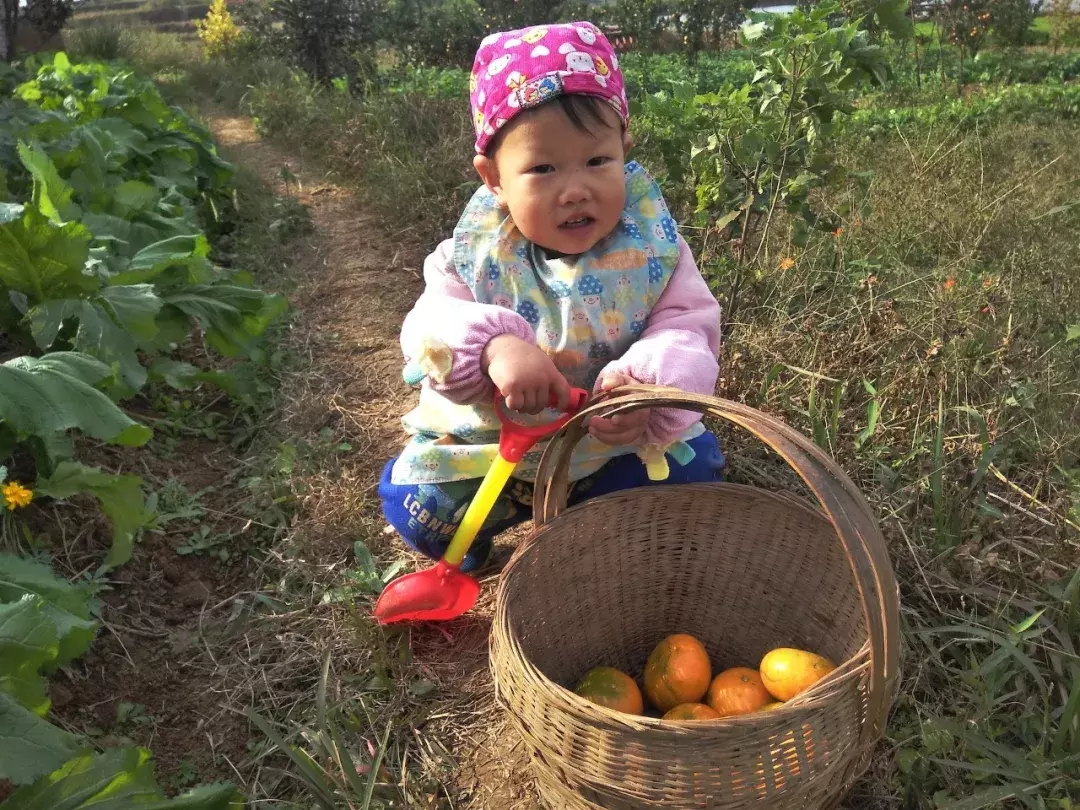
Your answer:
[494,387,589,463]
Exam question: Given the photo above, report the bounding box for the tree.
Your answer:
[2,0,17,61]
[673,0,747,57]
[989,0,1040,45]
[1048,0,1080,51]
[233,0,384,82]
[2,0,72,61]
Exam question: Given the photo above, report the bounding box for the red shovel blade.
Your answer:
[373,560,481,624]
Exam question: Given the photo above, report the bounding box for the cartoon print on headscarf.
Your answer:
[576,25,597,44]
[522,27,547,43]
[487,54,513,77]
[566,51,595,74]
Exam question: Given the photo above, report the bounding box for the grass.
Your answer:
[27,2,1080,806]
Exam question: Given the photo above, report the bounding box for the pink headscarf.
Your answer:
[469,21,629,155]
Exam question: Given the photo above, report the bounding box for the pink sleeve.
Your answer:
[596,235,721,445]
[401,239,536,404]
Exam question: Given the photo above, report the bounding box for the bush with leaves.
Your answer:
[939,0,992,63]
[195,0,242,58]
[672,0,747,56]
[232,0,383,83]
[475,0,582,32]
[1048,0,1080,51]
[383,0,485,67]
[0,552,244,806]
[633,0,888,325]
[988,0,1041,45]
[23,0,73,41]
[1,54,285,567]
[600,0,673,52]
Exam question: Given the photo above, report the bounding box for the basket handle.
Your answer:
[530,384,900,749]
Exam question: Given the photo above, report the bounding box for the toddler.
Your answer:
[380,21,726,571]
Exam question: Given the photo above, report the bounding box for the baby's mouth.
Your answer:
[560,216,594,230]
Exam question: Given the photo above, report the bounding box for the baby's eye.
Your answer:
[528,164,555,175]
[588,156,612,167]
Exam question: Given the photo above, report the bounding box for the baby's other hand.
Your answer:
[482,334,571,414]
[589,372,650,446]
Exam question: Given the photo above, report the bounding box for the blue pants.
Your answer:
[379,432,726,572]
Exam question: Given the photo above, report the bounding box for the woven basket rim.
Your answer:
[502,386,901,753]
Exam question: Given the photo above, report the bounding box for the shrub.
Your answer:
[989,0,1041,45]
[232,0,382,83]
[1048,0,1080,51]
[600,0,672,52]
[384,0,485,67]
[195,0,241,58]
[66,23,128,61]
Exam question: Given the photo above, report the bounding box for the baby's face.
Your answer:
[476,101,628,256]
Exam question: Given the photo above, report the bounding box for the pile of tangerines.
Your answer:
[574,633,836,719]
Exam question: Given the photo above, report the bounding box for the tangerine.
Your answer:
[574,666,644,715]
[707,666,773,716]
[662,702,721,721]
[759,648,836,701]
[643,634,712,713]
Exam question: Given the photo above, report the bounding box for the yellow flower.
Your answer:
[3,482,33,511]
[779,257,796,270]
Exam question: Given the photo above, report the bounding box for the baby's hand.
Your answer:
[589,372,650,446]
[482,334,571,414]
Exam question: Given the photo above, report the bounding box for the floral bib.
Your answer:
[391,162,702,486]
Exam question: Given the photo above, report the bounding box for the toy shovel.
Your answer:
[373,386,589,624]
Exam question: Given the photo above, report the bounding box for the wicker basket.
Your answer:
[490,386,900,809]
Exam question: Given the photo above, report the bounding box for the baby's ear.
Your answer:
[622,129,633,153]
[473,154,504,204]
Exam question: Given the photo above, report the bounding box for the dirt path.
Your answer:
[206,112,536,808]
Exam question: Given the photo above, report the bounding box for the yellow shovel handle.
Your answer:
[443,454,517,567]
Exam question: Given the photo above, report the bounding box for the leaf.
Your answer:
[1066,324,1080,343]
[1,746,243,809]
[0,353,152,449]
[0,596,59,716]
[36,462,155,570]
[147,359,265,404]
[0,691,83,786]
[110,235,211,285]
[17,142,79,224]
[0,205,97,306]
[0,554,93,618]
[112,180,159,213]
[0,555,97,668]
[29,285,164,392]
[163,284,287,359]
[351,541,384,593]
[868,0,914,40]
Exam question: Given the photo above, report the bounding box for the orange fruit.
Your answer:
[574,666,644,715]
[759,648,836,701]
[706,667,773,716]
[662,702,721,721]
[761,701,784,711]
[643,634,712,713]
